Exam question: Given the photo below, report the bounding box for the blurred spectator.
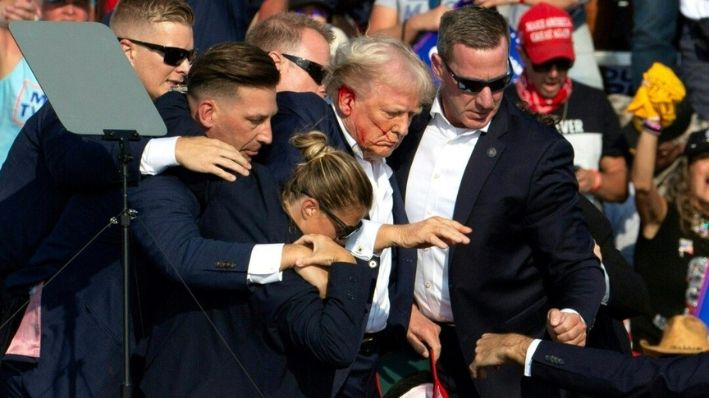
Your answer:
[367,0,456,44]
[0,0,45,168]
[3,0,91,22]
[336,0,374,35]
[1,0,38,21]
[288,0,348,56]
[41,0,91,21]
[487,0,604,90]
[185,0,264,50]
[156,0,285,51]
[97,0,118,19]
[508,3,628,205]
[289,0,333,24]
[632,127,709,348]
[679,0,709,126]
[604,106,692,267]
[628,62,709,347]
[631,0,679,91]
[0,0,97,167]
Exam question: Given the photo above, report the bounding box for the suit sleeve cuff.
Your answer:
[345,219,381,260]
[327,261,373,302]
[140,136,179,175]
[524,339,542,377]
[246,243,283,284]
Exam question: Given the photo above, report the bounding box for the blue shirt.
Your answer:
[0,58,46,167]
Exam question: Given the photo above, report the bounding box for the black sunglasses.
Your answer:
[531,58,573,73]
[443,60,511,94]
[302,190,363,241]
[282,53,326,85]
[118,37,196,67]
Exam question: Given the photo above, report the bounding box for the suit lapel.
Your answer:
[451,101,511,225]
[325,106,358,158]
[393,112,431,198]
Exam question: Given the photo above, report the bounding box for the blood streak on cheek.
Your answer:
[354,125,368,145]
[373,120,389,138]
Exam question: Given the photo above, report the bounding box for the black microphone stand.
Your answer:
[104,129,140,398]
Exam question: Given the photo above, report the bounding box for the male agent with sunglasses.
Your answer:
[130,42,378,398]
[0,0,256,396]
[246,12,332,98]
[388,6,604,398]
[507,3,629,206]
[0,0,250,288]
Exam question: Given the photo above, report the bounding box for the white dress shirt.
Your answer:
[406,96,487,323]
[524,338,543,376]
[681,0,709,20]
[334,105,393,333]
[140,136,179,175]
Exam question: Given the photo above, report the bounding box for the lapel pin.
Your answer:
[487,147,497,158]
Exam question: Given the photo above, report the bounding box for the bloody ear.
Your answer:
[337,85,356,116]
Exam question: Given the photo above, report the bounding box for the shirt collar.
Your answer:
[332,103,386,165]
[331,103,392,178]
[430,92,492,137]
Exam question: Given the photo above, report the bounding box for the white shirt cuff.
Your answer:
[560,308,586,325]
[246,243,283,284]
[345,219,381,260]
[140,136,179,175]
[523,339,542,377]
[600,262,610,305]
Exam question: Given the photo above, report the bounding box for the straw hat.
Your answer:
[640,315,709,356]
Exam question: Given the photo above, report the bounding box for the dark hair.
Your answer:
[245,12,333,53]
[437,6,509,63]
[282,131,372,212]
[187,42,280,99]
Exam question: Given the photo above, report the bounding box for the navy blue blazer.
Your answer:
[260,91,418,396]
[389,96,605,397]
[260,91,417,335]
[127,91,265,290]
[0,92,201,397]
[0,102,146,279]
[532,340,709,397]
[132,92,375,397]
[136,165,376,398]
[0,91,199,286]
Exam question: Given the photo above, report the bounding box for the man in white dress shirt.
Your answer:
[387,6,605,397]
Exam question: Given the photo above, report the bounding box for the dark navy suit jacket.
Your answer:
[0,93,198,397]
[388,96,605,398]
[134,167,376,397]
[259,91,417,336]
[259,93,417,390]
[532,340,709,397]
[0,102,146,280]
[133,92,376,397]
